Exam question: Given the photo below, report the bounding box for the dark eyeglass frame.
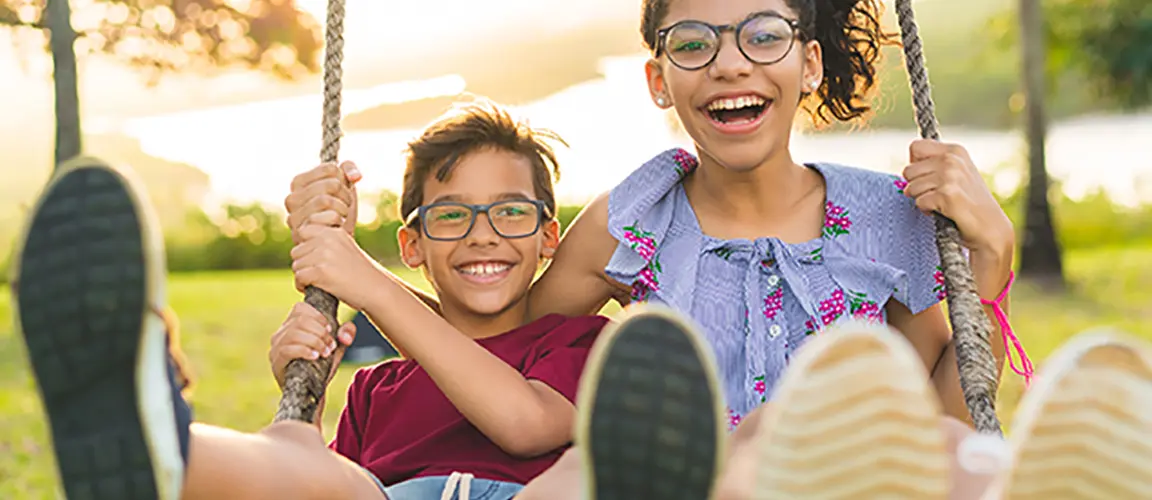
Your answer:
[655,12,803,71]
[404,199,552,242]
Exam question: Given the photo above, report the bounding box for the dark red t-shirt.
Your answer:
[328,313,609,486]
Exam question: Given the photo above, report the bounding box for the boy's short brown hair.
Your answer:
[400,100,566,223]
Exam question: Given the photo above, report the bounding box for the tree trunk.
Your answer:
[1017,0,1065,286]
[47,0,81,167]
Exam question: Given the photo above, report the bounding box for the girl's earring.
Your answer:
[656,97,667,107]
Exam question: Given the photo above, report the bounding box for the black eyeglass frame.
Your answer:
[654,12,804,71]
[404,199,552,242]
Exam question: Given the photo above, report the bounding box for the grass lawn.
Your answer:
[3,247,1152,498]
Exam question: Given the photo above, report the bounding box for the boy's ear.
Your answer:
[540,218,560,260]
[396,225,425,269]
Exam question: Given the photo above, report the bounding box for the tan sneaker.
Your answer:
[750,320,950,499]
[575,303,727,500]
[988,329,1152,499]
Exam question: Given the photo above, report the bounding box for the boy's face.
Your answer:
[398,148,560,318]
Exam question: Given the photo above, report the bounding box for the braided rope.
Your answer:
[893,0,1002,436]
[274,0,345,424]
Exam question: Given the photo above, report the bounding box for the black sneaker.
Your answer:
[12,157,192,500]
[575,304,726,500]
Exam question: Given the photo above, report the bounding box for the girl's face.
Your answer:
[645,0,823,172]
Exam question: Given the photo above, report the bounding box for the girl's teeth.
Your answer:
[707,96,766,111]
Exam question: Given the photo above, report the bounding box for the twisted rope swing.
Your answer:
[893,0,1003,436]
[274,0,345,424]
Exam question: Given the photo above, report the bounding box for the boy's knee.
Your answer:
[260,420,328,448]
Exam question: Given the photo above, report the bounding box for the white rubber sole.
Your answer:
[988,329,1152,500]
[750,320,950,499]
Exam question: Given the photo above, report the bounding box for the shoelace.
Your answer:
[439,471,474,500]
[150,304,195,394]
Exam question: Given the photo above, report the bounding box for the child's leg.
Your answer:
[183,421,386,500]
[11,159,385,500]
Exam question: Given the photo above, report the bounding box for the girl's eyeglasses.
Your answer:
[655,13,803,71]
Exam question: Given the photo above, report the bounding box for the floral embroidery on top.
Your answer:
[894,176,909,192]
[818,288,848,325]
[727,407,743,431]
[849,290,884,323]
[808,246,824,262]
[933,265,947,301]
[804,318,820,336]
[823,201,852,238]
[763,286,784,320]
[713,246,735,260]
[814,288,883,327]
[753,375,768,403]
[672,148,699,178]
[623,223,662,301]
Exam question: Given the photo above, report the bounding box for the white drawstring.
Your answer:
[439,471,474,500]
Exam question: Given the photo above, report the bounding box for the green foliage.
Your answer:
[150,185,1152,275]
[0,0,323,81]
[986,0,1152,108]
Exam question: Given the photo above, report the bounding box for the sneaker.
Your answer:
[989,329,1152,499]
[574,303,726,500]
[749,320,951,499]
[11,157,191,500]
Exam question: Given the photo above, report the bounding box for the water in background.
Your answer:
[119,55,1152,219]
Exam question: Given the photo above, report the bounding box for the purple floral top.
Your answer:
[605,148,946,430]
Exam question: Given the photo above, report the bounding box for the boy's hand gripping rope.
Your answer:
[894,0,1003,436]
[274,0,345,424]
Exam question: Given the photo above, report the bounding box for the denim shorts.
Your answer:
[363,468,525,500]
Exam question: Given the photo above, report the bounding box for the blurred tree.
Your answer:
[1018,0,1065,286]
[988,0,1151,285]
[0,0,323,166]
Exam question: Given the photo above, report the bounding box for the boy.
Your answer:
[12,102,722,500]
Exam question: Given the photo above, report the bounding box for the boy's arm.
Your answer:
[399,281,441,313]
[359,272,579,458]
[527,193,626,320]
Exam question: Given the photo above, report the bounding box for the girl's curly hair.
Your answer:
[640,0,897,127]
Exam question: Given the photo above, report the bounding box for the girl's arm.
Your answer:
[527,192,629,320]
[888,245,1013,427]
[359,272,580,458]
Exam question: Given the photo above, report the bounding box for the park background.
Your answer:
[1,0,1150,497]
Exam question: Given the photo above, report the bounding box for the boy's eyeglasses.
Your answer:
[405,200,550,241]
[655,13,802,71]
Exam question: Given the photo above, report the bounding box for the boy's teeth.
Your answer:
[460,263,511,276]
[707,95,766,111]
